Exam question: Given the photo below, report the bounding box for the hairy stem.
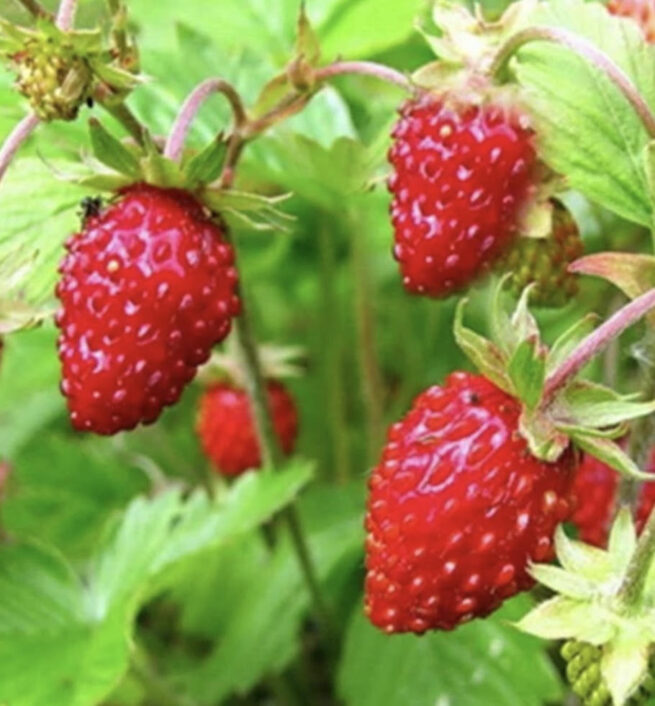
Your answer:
[230,256,332,633]
[349,210,385,464]
[314,60,412,92]
[490,27,655,139]
[543,289,655,403]
[14,0,52,19]
[164,78,247,162]
[0,113,40,181]
[55,0,77,30]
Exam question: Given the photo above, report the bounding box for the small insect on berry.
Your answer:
[77,196,103,223]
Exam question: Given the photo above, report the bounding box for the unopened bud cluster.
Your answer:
[562,640,655,706]
[11,38,93,121]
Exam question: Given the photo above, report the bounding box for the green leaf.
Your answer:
[514,0,655,226]
[453,299,513,393]
[183,135,228,186]
[338,597,563,706]
[569,433,654,481]
[507,337,546,410]
[88,119,141,179]
[203,189,295,232]
[0,463,313,706]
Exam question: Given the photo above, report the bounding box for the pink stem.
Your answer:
[164,78,247,163]
[0,113,40,181]
[55,0,77,30]
[543,289,655,403]
[314,61,412,92]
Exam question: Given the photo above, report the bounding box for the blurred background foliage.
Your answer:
[0,0,649,704]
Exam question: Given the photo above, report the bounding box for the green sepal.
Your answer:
[507,336,546,410]
[571,251,655,303]
[183,135,228,187]
[74,172,133,191]
[454,298,513,393]
[89,118,141,179]
[529,563,596,600]
[0,19,37,47]
[554,526,614,580]
[519,407,570,462]
[602,636,651,706]
[566,433,654,481]
[139,132,185,189]
[556,380,655,429]
[607,508,638,573]
[516,596,614,644]
[295,3,320,66]
[202,190,294,232]
[547,314,599,374]
[89,58,144,93]
[252,73,294,119]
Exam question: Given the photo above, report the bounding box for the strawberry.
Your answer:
[496,200,583,308]
[387,95,537,297]
[197,380,298,476]
[364,371,577,634]
[608,0,655,43]
[571,450,655,547]
[55,183,240,435]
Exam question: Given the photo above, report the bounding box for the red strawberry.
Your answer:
[56,183,240,435]
[571,451,655,547]
[197,380,298,476]
[608,0,655,43]
[364,371,577,634]
[388,95,537,297]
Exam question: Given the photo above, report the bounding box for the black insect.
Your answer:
[78,196,103,223]
[86,97,95,109]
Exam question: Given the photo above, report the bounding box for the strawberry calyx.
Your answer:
[69,119,293,232]
[455,281,655,479]
[517,512,655,705]
[0,17,140,122]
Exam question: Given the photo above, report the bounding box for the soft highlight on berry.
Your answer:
[388,95,537,298]
[56,183,240,435]
[365,372,577,634]
[197,380,298,476]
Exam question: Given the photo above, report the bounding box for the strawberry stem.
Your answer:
[619,504,655,608]
[14,0,53,19]
[0,113,40,181]
[163,78,247,163]
[313,61,412,92]
[543,289,655,403]
[490,27,655,139]
[55,0,77,30]
[230,253,334,637]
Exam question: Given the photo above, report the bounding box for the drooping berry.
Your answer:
[571,451,655,547]
[10,38,93,121]
[608,0,655,43]
[496,200,583,307]
[56,183,240,435]
[561,640,655,706]
[197,380,298,476]
[364,372,577,634]
[387,95,537,297]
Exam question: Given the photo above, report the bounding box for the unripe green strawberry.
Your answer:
[497,201,583,307]
[561,640,655,705]
[11,38,92,121]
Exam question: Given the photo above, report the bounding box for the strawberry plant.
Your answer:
[5,0,655,705]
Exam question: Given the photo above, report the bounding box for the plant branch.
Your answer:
[164,78,248,162]
[314,60,412,92]
[619,505,655,608]
[543,289,655,403]
[98,98,145,145]
[55,0,77,30]
[0,113,40,181]
[13,0,53,19]
[490,27,655,139]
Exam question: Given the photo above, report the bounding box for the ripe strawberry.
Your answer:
[608,0,655,43]
[387,95,537,297]
[365,371,577,634]
[56,183,240,435]
[197,380,298,476]
[571,451,655,547]
[496,200,583,307]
